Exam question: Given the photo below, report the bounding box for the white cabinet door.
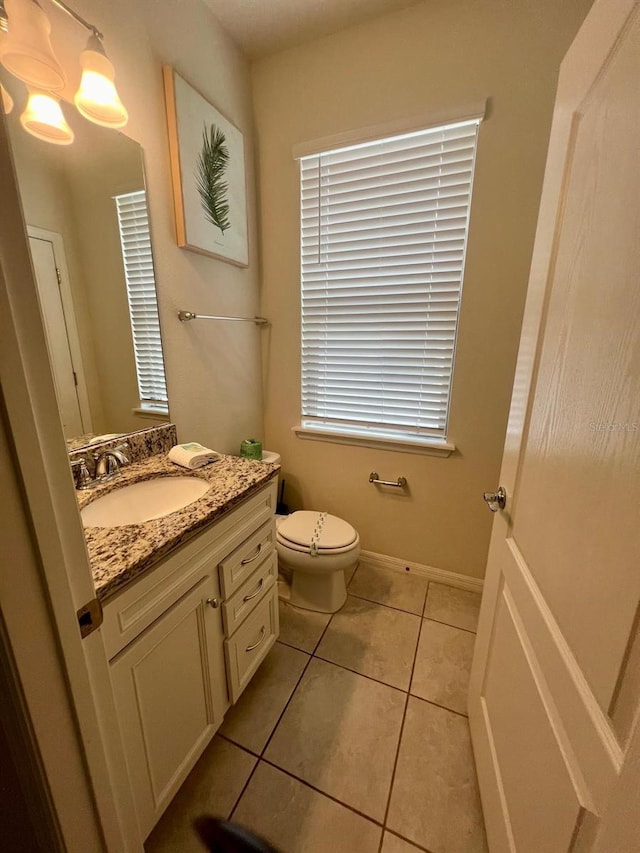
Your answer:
[110,575,226,839]
[469,1,640,851]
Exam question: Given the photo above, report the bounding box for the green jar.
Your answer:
[240,438,263,460]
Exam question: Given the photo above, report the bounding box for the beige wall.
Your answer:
[9,0,264,453]
[252,0,593,578]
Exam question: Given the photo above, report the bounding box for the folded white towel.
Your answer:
[168,443,221,469]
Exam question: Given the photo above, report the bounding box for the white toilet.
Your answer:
[261,450,360,613]
[276,511,360,613]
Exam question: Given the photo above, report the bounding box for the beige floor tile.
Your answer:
[424,582,482,632]
[411,619,475,714]
[145,736,257,853]
[316,596,420,690]
[381,832,424,852]
[264,657,405,821]
[220,642,309,753]
[233,761,382,853]
[349,564,428,615]
[278,599,332,653]
[387,697,488,853]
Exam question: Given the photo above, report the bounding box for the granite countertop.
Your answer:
[78,453,279,602]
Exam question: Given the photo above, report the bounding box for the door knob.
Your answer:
[483,486,506,512]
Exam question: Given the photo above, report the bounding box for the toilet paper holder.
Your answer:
[369,472,407,488]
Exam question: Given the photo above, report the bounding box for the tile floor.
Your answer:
[146,566,487,853]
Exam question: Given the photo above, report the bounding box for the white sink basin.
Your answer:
[81,476,211,528]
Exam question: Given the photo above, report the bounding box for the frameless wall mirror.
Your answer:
[2,72,169,445]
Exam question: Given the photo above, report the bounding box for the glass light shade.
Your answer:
[1,82,13,113]
[0,0,65,91]
[20,89,73,144]
[74,37,127,129]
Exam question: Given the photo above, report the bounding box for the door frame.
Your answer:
[27,225,93,435]
[0,110,141,848]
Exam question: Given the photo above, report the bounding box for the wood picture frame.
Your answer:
[163,66,249,267]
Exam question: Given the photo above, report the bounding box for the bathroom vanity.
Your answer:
[72,425,279,839]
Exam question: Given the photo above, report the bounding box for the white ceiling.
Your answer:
[201,0,422,59]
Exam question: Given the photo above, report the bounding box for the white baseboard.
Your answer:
[359,549,484,594]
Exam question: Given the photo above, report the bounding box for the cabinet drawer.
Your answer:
[218,521,275,598]
[224,587,279,703]
[222,550,277,636]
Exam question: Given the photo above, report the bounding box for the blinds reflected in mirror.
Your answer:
[114,190,168,412]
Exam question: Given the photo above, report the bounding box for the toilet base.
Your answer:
[289,568,347,613]
[277,576,292,602]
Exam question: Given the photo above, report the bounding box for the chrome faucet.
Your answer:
[94,445,129,480]
[71,442,129,489]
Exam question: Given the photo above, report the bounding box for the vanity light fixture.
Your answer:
[0,0,127,144]
[0,0,65,90]
[21,87,73,143]
[74,33,127,128]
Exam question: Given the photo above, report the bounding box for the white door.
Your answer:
[468,1,640,851]
[28,228,91,436]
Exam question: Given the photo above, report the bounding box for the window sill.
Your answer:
[292,425,455,457]
[132,406,170,421]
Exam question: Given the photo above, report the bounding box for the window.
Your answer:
[298,118,480,449]
[114,190,168,413]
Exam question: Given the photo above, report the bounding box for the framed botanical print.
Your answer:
[163,66,248,267]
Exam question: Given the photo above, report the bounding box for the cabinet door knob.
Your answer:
[206,597,220,609]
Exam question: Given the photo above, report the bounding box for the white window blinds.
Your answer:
[299,119,480,443]
[115,190,168,411]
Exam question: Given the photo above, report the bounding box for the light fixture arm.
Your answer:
[48,0,103,41]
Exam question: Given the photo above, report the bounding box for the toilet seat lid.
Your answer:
[277,511,357,551]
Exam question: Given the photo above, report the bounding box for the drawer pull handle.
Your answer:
[245,626,266,652]
[243,578,264,603]
[241,543,264,566]
[206,597,220,609]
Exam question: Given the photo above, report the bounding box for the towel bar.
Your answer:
[178,311,268,326]
[369,472,407,488]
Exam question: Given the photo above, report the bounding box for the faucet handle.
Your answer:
[113,442,130,464]
[71,457,92,489]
